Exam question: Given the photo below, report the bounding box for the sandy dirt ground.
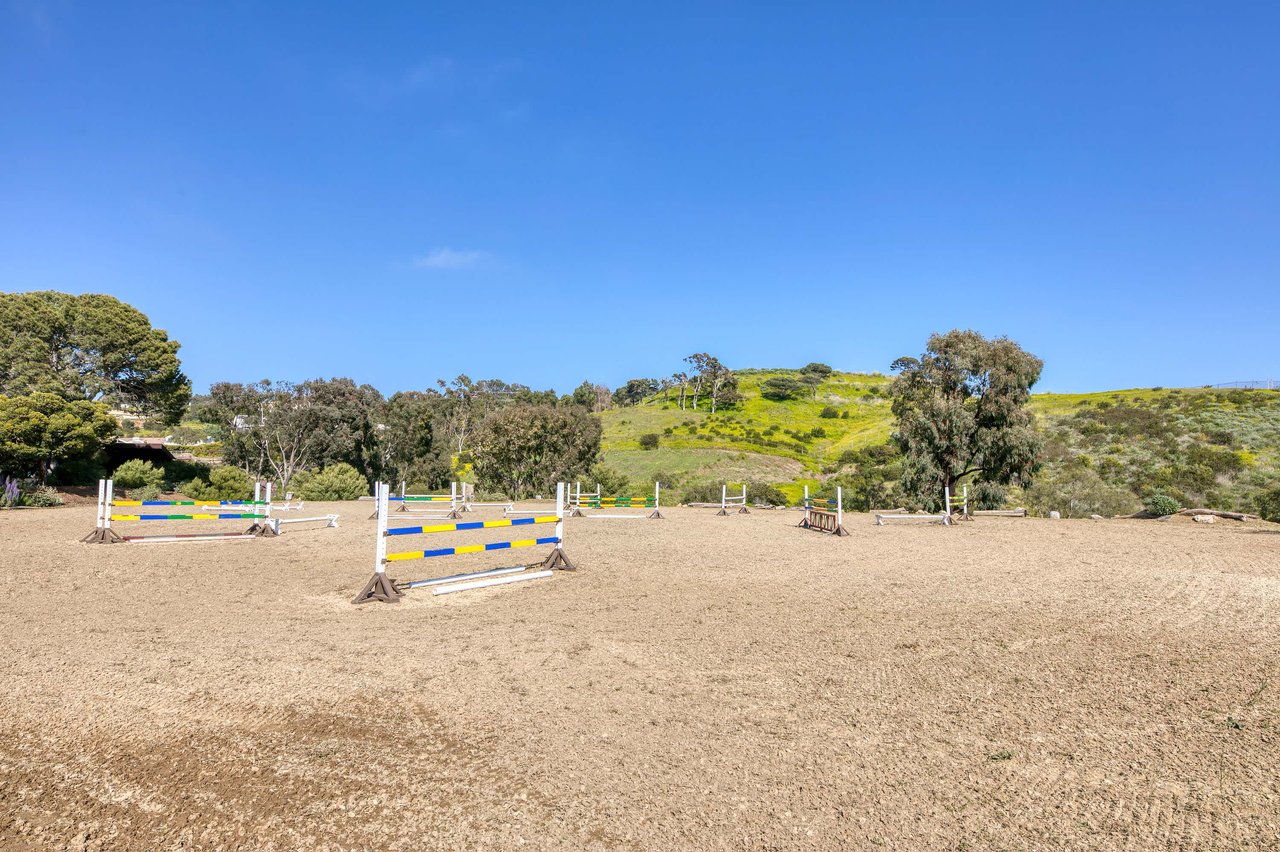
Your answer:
[1,501,1277,850]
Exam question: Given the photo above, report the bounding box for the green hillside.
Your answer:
[601,369,1280,513]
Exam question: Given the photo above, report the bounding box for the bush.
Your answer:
[21,484,64,507]
[819,406,840,419]
[1256,488,1280,523]
[129,485,162,501]
[651,470,679,489]
[1144,493,1181,517]
[810,427,827,439]
[294,463,368,501]
[1025,467,1137,519]
[164,459,211,489]
[181,466,254,501]
[586,464,630,497]
[745,480,789,507]
[638,433,660,451]
[679,481,724,504]
[112,459,165,491]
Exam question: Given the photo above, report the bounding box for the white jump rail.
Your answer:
[271,513,340,533]
[875,512,950,526]
[973,508,1028,517]
[353,481,575,604]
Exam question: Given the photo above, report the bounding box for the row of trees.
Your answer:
[0,292,1050,510]
[612,353,739,412]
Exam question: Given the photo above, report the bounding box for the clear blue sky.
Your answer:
[3,1,1277,396]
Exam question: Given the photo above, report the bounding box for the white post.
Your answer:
[374,482,388,576]
[721,483,727,512]
[400,481,406,499]
[654,481,660,509]
[963,485,969,519]
[95,478,106,531]
[944,484,951,516]
[555,481,565,554]
[836,486,843,529]
[104,479,114,533]
[264,481,273,524]
[741,483,747,505]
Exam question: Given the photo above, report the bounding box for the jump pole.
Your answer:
[353,481,574,605]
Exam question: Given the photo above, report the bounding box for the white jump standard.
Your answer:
[82,479,277,544]
[798,486,848,536]
[717,483,749,515]
[353,481,576,605]
[945,484,969,520]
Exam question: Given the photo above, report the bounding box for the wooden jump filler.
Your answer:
[798,485,849,536]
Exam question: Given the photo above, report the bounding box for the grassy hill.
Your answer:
[600,368,1280,513]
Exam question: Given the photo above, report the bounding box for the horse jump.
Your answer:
[567,482,663,519]
[798,485,848,536]
[369,482,463,520]
[353,481,575,604]
[945,484,969,520]
[82,479,276,543]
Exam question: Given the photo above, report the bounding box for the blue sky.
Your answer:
[2,1,1277,396]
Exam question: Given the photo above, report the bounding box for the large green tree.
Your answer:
[207,378,387,489]
[383,390,453,488]
[0,291,191,425]
[0,392,118,482]
[889,330,1043,509]
[470,404,601,498]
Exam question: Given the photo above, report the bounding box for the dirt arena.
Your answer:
[1,501,1277,850]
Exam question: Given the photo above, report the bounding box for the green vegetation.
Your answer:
[292,463,369,501]
[601,371,1280,515]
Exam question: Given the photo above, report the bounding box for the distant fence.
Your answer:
[1211,381,1278,390]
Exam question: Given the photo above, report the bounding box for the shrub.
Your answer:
[1025,467,1137,519]
[745,480,789,507]
[181,466,254,501]
[819,406,839,419]
[586,464,630,497]
[1,477,17,508]
[294,463,368,501]
[112,459,164,491]
[679,481,725,504]
[1254,488,1280,523]
[810,427,827,439]
[21,484,64,507]
[651,470,679,489]
[129,485,162,501]
[164,459,211,489]
[1144,493,1181,517]
[801,363,833,377]
[638,433,660,451]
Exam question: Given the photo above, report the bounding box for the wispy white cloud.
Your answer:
[413,248,488,270]
[339,57,455,106]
